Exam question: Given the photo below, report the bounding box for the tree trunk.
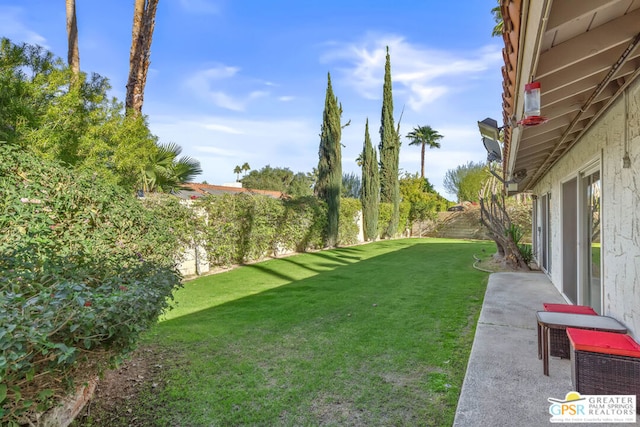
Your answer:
[479,193,530,270]
[420,142,425,178]
[126,0,159,116]
[66,0,80,80]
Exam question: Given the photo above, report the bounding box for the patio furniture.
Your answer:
[567,328,640,414]
[542,303,598,359]
[536,311,627,376]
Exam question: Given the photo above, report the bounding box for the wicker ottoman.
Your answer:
[543,303,597,359]
[567,328,640,414]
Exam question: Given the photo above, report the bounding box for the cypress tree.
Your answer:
[316,72,342,247]
[361,118,379,241]
[378,47,400,237]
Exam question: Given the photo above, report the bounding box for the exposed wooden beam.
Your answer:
[535,8,640,78]
[546,0,623,30]
[539,50,640,94]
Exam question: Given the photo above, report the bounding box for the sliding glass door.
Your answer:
[582,170,601,313]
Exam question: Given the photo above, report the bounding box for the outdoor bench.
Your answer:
[542,303,598,358]
[567,327,640,414]
[536,311,627,376]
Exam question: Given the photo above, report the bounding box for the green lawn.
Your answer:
[112,238,493,426]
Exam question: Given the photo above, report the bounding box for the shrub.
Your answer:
[518,243,533,265]
[378,202,411,238]
[0,144,182,423]
[338,198,361,246]
[278,196,326,253]
[195,194,327,267]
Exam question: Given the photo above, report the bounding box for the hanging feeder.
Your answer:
[518,81,547,126]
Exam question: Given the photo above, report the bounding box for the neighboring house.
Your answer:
[176,182,286,200]
[499,0,640,337]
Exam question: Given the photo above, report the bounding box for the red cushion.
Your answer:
[543,303,597,315]
[566,328,640,358]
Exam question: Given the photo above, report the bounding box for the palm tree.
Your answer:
[142,142,202,193]
[126,0,159,116]
[491,0,503,37]
[234,165,242,181]
[406,125,443,179]
[65,0,80,80]
[241,162,251,177]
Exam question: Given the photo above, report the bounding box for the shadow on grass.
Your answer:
[143,239,494,426]
[159,239,492,327]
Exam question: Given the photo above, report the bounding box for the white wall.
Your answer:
[532,78,640,339]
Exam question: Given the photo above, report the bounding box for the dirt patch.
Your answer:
[72,346,174,427]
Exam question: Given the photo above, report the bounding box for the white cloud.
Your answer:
[194,66,240,81]
[193,145,238,156]
[184,66,271,111]
[206,91,245,111]
[202,123,244,134]
[0,6,48,48]
[148,114,319,184]
[278,96,295,102]
[321,33,502,112]
[406,84,448,111]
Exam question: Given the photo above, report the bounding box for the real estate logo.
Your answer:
[548,391,636,423]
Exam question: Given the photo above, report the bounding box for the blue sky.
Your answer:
[1,0,503,200]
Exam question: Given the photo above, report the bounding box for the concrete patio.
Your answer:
[454,272,578,426]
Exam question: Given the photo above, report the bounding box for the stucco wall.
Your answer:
[531,78,640,339]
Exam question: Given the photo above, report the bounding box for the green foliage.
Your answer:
[0,145,182,423]
[505,223,532,266]
[444,161,490,203]
[505,223,524,245]
[378,47,400,237]
[0,38,177,192]
[505,196,533,242]
[139,193,201,254]
[399,173,449,223]
[405,125,443,178]
[278,196,327,252]
[377,201,411,238]
[337,198,362,246]
[341,172,361,198]
[195,194,326,266]
[491,0,504,37]
[360,119,380,241]
[518,243,533,265]
[316,73,343,247]
[142,142,202,193]
[240,165,313,197]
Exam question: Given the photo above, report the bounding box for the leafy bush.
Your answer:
[377,202,411,238]
[0,144,182,423]
[196,194,327,267]
[278,196,326,253]
[504,223,532,266]
[338,198,361,246]
[518,243,533,265]
[140,193,203,255]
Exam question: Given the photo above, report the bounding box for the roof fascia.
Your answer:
[506,0,552,179]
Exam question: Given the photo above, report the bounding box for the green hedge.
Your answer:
[195,194,327,266]
[0,144,182,423]
[193,195,365,267]
[377,201,411,238]
[338,198,361,246]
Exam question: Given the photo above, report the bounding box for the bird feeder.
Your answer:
[519,81,547,126]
